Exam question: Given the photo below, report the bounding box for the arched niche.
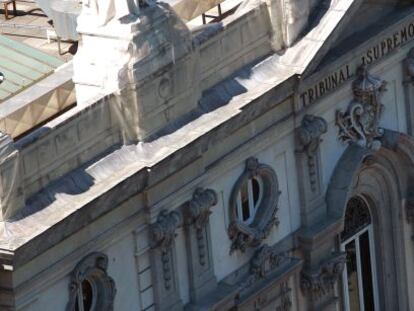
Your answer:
[326,129,414,310]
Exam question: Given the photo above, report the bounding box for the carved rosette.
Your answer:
[228,158,281,253]
[297,115,327,192]
[66,252,116,311]
[185,188,218,265]
[151,210,183,290]
[336,65,387,149]
[300,252,346,300]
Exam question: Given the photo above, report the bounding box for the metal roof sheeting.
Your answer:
[0,35,63,103]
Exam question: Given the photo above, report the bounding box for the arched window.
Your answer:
[341,196,379,311]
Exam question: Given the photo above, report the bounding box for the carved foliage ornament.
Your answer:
[185,188,218,266]
[297,115,327,192]
[300,252,346,300]
[336,65,387,149]
[242,244,290,290]
[228,158,281,253]
[66,252,116,311]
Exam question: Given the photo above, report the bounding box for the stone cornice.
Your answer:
[0,75,296,270]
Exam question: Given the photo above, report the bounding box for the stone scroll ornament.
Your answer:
[336,65,387,150]
[297,115,327,192]
[151,210,183,290]
[66,252,116,311]
[185,188,218,266]
[228,158,281,254]
[300,252,346,300]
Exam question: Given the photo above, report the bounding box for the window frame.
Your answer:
[228,157,281,253]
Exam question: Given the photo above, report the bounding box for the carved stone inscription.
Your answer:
[299,20,414,108]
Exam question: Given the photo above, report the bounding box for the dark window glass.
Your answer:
[240,182,249,221]
[81,279,94,311]
[360,231,375,311]
[252,178,260,206]
[345,240,361,311]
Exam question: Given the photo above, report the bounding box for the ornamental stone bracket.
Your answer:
[183,188,218,302]
[184,188,218,266]
[150,209,183,311]
[300,252,346,301]
[297,115,327,193]
[66,252,116,311]
[150,210,183,290]
[336,65,387,150]
[295,115,327,226]
[228,158,281,254]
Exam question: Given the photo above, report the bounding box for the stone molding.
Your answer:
[66,252,116,311]
[300,252,346,300]
[228,157,281,253]
[297,115,327,192]
[336,65,387,149]
[184,188,217,266]
[150,210,183,290]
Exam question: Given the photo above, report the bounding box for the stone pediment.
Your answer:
[304,0,414,77]
[294,0,414,110]
[281,0,414,81]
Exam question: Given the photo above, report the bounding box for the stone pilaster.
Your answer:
[183,188,218,302]
[150,210,183,311]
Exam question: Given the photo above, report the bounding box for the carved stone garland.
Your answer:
[336,65,387,149]
[66,252,116,311]
[300,252,346,300]
[184,188,217,266]
[228,158,281,253]
[297,115,327,192]
[151,210,183,290]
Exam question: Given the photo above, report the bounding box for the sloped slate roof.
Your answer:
[0,35,63,103]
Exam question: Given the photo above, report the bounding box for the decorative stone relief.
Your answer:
[66,252,116,311]
[228,158,281,253]
[405,48,414,84]
[275,282,293,311]
[185,188,218,266]
[300,252,346,300]
[151,210,183,290]
[297,115,327,192]
[336,65,387,149]
[242,244,290,291]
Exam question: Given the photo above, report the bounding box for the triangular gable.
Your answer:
[301,0,414,78]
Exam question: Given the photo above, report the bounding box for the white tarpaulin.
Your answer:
[166,0,225,21]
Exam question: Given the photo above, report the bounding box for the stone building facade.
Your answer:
[0,0,414,310]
